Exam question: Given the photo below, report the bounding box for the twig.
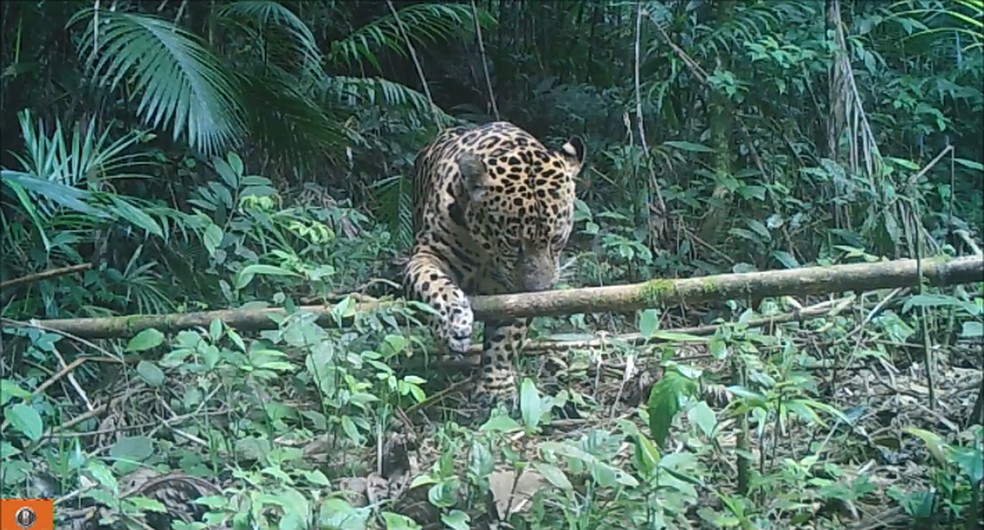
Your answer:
[634,4,668,242]
[521,295,856,353]
[0,263,92,290]
[0,317,122,433]
[954,230,983,256]
[385,0,436,121]
[470,0,499,120]
[912,167,937,411]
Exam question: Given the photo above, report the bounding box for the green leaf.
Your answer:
[441,510,470,530]
[127,497,167,513]
[212,156,240,191]
[215,0,325,82]
[329,3,479,72]
[137,361,164,387]
[631,433,661,476]
[639,309,660,339]
[341,416,361,444]
[647,368,698,447]
[533,462,573,490]
[126,328,165,352]
[662,141,716,153]
[209,319,223,342]
[960,321,983,338]
[687,401,717,438]
[646,331,709,343]
[772,250,799,269]
[887,157,920,170]
[228,152,245,180]
[381,511,421,530]
[203,223,224,255]
[746,219,771,241]
[0,175,51,249]
[1,441,22,460]
[902,294,960,314]
[235,264,300,289]
[954,158,984,171]
[109,435,155,461]
[519,378,542,429]
[107,195,163,237]
[4,403,44,441]
[904,427,947,465]
[136,361,165,387]
[480,413,522,433]
[85,460,120,494]
[303,469,331,487]
[1,380,32,406]
[949,445,983,484]
[1,170,105,218]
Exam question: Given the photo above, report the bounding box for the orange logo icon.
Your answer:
[0,499,53,530]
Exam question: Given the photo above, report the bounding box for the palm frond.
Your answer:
[328,3,493,70]
[69,7,247,155]
[237,66,352,174]
[1,171,104,218]
[213,1,325,84]
[325,76,459,127]
[370,174,414,249]
[890,0,983,51]
[11,110,152,191]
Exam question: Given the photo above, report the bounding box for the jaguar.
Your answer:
[403,121,585,408]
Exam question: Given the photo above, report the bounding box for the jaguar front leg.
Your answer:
[474,317,531,411]
[404,251,474,355]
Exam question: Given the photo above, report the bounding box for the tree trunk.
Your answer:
[697,0,736,245]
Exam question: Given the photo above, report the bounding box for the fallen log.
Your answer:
[10,255,983,340]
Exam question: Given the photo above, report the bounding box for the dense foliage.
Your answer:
[1,1,981,529]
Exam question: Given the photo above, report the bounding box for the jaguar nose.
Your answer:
[516,254,557,292]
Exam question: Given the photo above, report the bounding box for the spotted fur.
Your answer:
[404,121,585,408]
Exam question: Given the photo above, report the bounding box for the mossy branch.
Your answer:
[12,255,983,339]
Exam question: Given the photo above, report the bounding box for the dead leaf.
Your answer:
[489,469,546,520]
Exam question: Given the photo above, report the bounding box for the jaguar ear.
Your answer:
[457,152,490,203]
[561,136,585,164]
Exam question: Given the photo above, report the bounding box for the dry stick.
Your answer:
[12,255,983,339]
[955,230,983,256]
[0,263,92,290]
[917,255,941,411]
[0,317,121,433]
[633,4,668,241]
[470,0,499,120]
[385,0,435,114]
[513,295,856,355]
[907,148,959,413]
